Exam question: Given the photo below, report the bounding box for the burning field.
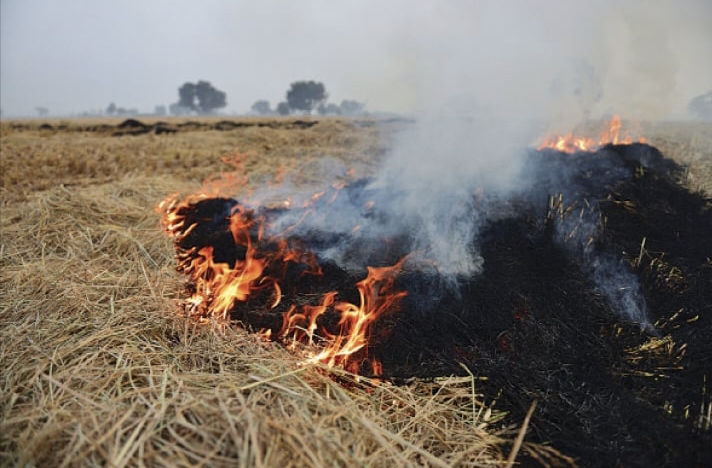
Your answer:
[1,116,711,467]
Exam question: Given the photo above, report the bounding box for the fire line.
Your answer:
[537,115,646,153]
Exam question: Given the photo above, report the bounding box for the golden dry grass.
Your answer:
[0,117,391,204]
[0,118,549,468]
[643,121,712,195]
[1,116,708,467]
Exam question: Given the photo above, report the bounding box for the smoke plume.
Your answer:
[245,1,699,327]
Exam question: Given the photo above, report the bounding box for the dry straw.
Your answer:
[0,119,566,467]
[10,116,708,466]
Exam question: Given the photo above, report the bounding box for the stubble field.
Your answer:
[1,116,710,467]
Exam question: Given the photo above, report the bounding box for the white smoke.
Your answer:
[243,0,695,326]
[365,111,532,276]
[553,203,653,331]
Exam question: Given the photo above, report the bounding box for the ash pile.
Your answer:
[164,142,711,467]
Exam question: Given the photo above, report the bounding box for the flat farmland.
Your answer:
[1,116,710,467]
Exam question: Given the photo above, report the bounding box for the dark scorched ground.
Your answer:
[171,143,712,468]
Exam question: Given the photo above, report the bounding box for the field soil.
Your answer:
[1,116,711,467]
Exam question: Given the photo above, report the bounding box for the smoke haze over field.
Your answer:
[1,0,710,119]
[3,0,691,328]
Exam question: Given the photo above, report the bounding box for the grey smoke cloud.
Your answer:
[226,1,709,284]
[344,0,710,125]
[2,1,707,329]
[239,0,701,325]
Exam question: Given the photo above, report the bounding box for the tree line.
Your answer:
[104,80,364,117]
[251,80,365,116]
[101,81,709,119]
[107,80,226,116]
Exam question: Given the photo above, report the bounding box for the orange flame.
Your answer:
[281,257,407,375]
[538,115,646,153]
[158,169,405,377]
[159,198,280,321]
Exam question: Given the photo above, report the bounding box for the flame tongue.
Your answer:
[297,258,408,375]
[160,197,276,321]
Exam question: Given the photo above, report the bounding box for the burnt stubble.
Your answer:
[172,143,712,467]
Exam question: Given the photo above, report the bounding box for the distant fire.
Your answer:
[537,115,646,153]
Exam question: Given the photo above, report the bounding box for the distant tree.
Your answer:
[175,81,227,114]
[195,80,227,114]
[317,103,341,115]
[286,81,327,114]
[688,91,712,120]
[106,102,117,115]
[169,103,191,116]
[339,100,365,116]
[154,105,167,116]
[178,83,197,111]
[36,107,49,117]
[251,100,272,115]
[276,101,291,116]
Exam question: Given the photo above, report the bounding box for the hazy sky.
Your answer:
[1,0,710,118]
